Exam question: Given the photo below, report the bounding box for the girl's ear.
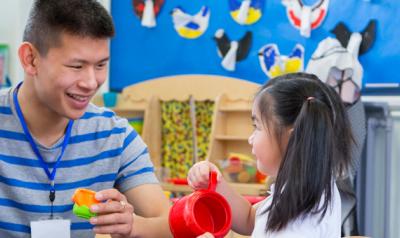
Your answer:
[18,42,39,76]
[280,126,294,153]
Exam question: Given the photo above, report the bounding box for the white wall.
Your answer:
[0,0,110,93]
[0,0,32,86]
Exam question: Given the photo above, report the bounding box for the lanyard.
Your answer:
[13,82,73,217]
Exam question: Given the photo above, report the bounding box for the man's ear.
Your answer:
[18,42,39,75]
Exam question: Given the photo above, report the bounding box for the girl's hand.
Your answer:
[197,232,215,238]
[89,189,134,238]
[187,161,223,190]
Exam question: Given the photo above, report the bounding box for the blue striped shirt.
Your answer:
[0,88,158,237]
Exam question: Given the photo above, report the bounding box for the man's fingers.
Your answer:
[95,189,126,202]
[93,223,132,235]
[90,200,133,214]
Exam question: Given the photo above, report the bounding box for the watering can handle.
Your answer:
[208,171,218,192]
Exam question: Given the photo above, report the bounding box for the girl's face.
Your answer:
[248,100,291,177]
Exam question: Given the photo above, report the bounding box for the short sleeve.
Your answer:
[114,119,159,192]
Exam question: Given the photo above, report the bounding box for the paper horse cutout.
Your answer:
[331,19,377,56]
[306,37,363,105]
[228,0,265,25]
[258,43,304,78]
[282,0,329,37]
[214,30,252,71]
[171,6,210,39]
[133,0,164,28]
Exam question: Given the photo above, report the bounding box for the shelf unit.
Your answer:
[206,93,265,195]
[208,93,254,161]
[99,75,266,196]
[112,96,162,167]
[161,182,267,196]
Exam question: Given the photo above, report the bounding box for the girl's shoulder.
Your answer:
[252,183,341,238]
[284,182,342,237]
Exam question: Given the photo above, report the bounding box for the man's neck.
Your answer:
[17,82,70,147]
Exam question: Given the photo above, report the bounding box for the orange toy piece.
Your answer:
[72,188,101,219]
[72,188,100,207]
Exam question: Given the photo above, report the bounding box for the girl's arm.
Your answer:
[188,161,256,235]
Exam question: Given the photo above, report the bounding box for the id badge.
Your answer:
[31,219,71,238]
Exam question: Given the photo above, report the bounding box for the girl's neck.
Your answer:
[17,82,70,147]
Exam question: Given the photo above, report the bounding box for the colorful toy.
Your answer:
[71,188,100,219]
[103,92,118,108]
[128,117,144,134]
[220,153,267,183]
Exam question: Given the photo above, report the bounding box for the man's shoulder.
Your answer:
[77,103,129,131]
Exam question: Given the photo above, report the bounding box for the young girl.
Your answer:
[188,73,353,237]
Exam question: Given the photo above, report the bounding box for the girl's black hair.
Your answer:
[255,73,353,231]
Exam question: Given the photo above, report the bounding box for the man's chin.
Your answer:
[66,110,86,120]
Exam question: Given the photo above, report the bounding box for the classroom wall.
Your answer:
[110,0,400,94]
[0,0,111,93]
[0,1,399,237]
[0,0,31,87]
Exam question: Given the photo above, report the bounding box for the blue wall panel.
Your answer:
[110,0,400,94]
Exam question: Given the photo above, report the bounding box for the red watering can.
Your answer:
[169,171,232,238]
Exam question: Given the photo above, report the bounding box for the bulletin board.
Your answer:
[110,0,400,95]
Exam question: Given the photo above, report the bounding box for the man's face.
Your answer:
[32,33,109,119]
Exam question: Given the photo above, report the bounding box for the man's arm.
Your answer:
[125,184,172,238]
[90,184,172,238]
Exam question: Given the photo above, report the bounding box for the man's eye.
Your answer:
[96,63,107,69]
[67,65,82,69]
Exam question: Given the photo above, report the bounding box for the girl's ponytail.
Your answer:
[256,73,353,232]
[268,96,335,231]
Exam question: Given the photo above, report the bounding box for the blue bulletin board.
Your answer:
[110,0,400,94]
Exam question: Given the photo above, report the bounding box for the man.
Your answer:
[0,1,171,237]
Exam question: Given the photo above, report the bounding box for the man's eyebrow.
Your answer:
[68,57,110,64]
[97,57,110,63]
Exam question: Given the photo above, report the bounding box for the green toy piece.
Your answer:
[71,188,100,220]
[73,203,97,219]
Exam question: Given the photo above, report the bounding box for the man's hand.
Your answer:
[90,189,134,237]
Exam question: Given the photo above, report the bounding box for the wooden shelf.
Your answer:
[161,183,192,193]
[219,106,252,112]
[215,135,250,141]
[229,182,267,196]
[112,107,146,113]
[161,182,267,196]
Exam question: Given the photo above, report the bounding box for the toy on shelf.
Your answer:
[102,92,118,108]
[71,188,100,219]
[128,117,144,134]
[220,153,266,183]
